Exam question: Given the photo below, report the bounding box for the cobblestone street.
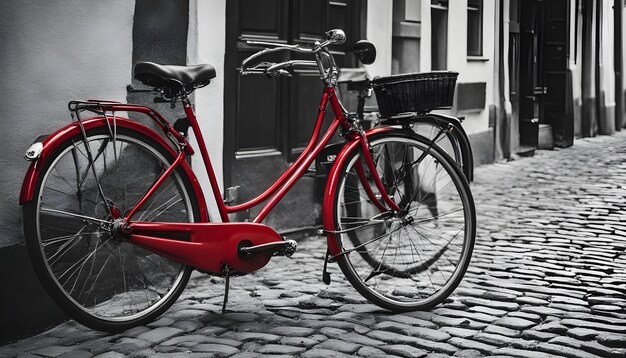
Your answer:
[3,132,626,358]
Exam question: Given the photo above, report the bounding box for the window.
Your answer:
[392,0,422,74]
[467,0,483,56]
[431,1,448,70]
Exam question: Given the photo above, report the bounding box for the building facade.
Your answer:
[496,0,625,157]
[0,0,624,342]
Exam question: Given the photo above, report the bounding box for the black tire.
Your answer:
[23,125,201,332]
[333,131,475,311]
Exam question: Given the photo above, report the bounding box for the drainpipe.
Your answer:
[616,0,624,130]
[496,0,509,159]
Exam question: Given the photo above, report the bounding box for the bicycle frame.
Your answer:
[18,29,476,332]
[21,85,401,275]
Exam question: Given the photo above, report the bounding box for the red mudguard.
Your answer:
[19,116,209,222]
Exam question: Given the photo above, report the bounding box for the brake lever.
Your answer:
[241,61,274,76]
[273,69,293,77]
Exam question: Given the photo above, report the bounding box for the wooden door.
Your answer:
[224,0,364,212]
[542,0,572,147]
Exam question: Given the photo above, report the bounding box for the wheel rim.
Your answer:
[35,134,193,322]
[336,136,473,308]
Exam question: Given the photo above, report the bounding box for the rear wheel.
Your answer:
[333,132,475,311]
[23,125,201,332]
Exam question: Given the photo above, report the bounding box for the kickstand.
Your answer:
[221,265,230,314]
[322,249,331,285]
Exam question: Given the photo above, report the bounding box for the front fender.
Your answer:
[321,126,397,256]
[19,117,209,222]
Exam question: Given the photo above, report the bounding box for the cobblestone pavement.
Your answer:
[3,132,626,358]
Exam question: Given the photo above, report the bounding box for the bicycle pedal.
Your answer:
[280,239,297,258]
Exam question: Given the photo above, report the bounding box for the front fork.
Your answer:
[353,127,402,214]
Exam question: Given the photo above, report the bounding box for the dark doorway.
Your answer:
[514,0,572,151]
[542,0,572,147]
[518,0,544,154]
[223,0,364,226]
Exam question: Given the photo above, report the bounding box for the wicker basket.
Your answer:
[371,71,458,117]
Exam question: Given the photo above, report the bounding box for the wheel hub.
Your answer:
[111,218,131,241]
[401,215,414,226]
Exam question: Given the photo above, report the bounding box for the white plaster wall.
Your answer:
[569,3,582,106]
[420,0,496,135]
[187,0,226,221]
[0,1,134,247]
[501,0,513,113]
[420,0,432,71]
[447,0,495,135]
[366,0,393,76]
[569,1,583,136]
[602,0,616,106]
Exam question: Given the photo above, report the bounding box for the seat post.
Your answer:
[181,96,231,222]
[181,97,200,142]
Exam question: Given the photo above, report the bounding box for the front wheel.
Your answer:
[23,125,201,332]
[332,131,475,311]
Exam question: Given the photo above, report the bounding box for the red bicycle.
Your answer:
[20,29,475,332]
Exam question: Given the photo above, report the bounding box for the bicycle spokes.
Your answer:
[32,130,195,323]
[334,135,474,310]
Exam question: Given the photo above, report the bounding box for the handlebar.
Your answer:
[241,59,318,77]
[240,29,345,85]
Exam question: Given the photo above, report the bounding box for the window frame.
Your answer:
[430,1,448,70]
[467,0,483,57]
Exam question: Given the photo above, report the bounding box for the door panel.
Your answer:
[288,72,324,156]
[239,0,287,41]
[233,1,288,158]
[296,0,325,40]
[236,75,280,153]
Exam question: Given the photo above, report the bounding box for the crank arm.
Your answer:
[239,239,297,258]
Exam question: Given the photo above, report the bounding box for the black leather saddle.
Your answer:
[134,62,216,93]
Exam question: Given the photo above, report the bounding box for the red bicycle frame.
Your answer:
[21,85,401,275]
[119,85,400,225]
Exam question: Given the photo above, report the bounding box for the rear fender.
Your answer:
[19,117,209,222]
